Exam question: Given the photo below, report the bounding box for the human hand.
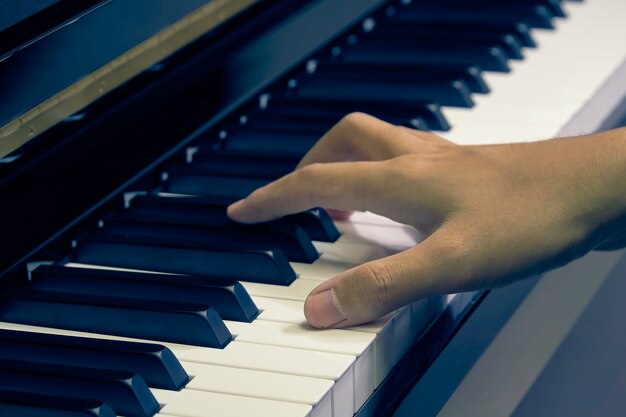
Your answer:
[228,113,626,328]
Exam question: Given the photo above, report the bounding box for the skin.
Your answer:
[227,112,626,328]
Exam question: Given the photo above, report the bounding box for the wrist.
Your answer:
[574,127,626,244]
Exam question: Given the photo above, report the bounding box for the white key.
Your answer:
[335,221,422,251]
[174,340,356,417]
[313,240,391,266]
[343,313,395,387]
[152,388,313,417]
[293,240,390,280]
[242,278,320,301]
[182,362,333,413]
[176,341,353,381]
[253,296,307,323]
[348,211,409,227]
[392,306,414,364]
[254,296,397,388]
[226,320,374,357]
[291,260,352,281]
[226,320,376,412]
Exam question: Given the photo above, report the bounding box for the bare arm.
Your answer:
[228,113,626,328]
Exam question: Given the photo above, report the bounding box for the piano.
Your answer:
[0,0,625,416]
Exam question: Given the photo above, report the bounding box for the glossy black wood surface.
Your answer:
[0,0,104,60]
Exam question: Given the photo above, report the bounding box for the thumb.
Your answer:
[304,235,465,328]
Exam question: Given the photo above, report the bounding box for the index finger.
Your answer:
[227,160,387,223]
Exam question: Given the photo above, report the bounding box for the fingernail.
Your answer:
[305,289,347,328]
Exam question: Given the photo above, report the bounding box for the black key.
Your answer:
[0,359,158,417]
[129,194,235,226]
[519,0,567,18]
[109,207,333,250]
[250,103,424,131]
[189,150,298,179]
[222,130,320,158]
[164,171,273,199]
[101,218,319,263]
[0,326,188,390]
[263,95,450,131]
[0,290,232,348]
[73,233,297,285]
[241,105,427,132]
[31,264,259,322]
[310,60,489,94]
[233,114,335,135]
[109,207,325,257]
[540,0,567,18]
[396,3,555,29]
[339,40,510,73]
[134,192,242,208]
[193,131,316,159]
[275,208,341,242]
[399,115,427,131]
[128,194,340,242]
[541,0,567,18]
[402,0,565,20]
[245,111,419,133]
[370,20,524,60]
[386,18,536,48]
[0,390,115,417]
[295,74,475,107]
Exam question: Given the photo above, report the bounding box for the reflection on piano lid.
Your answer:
[0,0,264,158]
[1,0,626,417]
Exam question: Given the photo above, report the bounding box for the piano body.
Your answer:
[0,0,625,416]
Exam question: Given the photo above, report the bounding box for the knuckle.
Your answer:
[329,112,371,153]
[338,112,371,129]
[296,163,324,185]
[439,229,473,261]
[354,262,395,315]
[294,163,325,205]
[391,154,420,169]
[384,155,424,182]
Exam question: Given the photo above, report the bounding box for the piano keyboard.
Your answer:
[1,0,625,416]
